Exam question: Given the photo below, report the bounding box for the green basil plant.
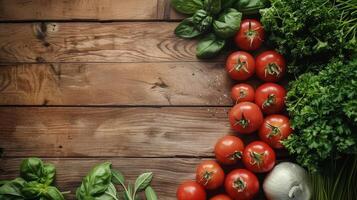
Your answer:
[0,157,67,200]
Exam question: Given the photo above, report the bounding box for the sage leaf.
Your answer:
[111,169,125,186]
[175,17,202,38]
[171,0,204,14]
[98,183,118,200]
[145,186,158,200]
[196,33,226,58]
[134,172,153,192]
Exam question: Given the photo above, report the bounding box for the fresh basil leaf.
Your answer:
[20,158,44,182]
[21,182,45,199]
[196,33,226,58]
[171,0,204,14]
[44,186,64,200]
[175,17,202,38]
[0,178,25,199]
[204,0,221,15]
[111,169,125,186]
[235,0,269,15]
[145,186,158,200]
[76,162,112,200]
[192,9,213,32]
[43,164,56,185]
[134,172,153,193]
[213,8,242,38]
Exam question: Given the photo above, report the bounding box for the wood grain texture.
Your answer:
[0,158,201,200]
[0,22,224,63]
[0,107,232,157]
[0,0,186,21]
[0,62,233,106]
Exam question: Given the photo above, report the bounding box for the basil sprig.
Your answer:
[76,162,157,200]
[172,0,243,58]
[0,157,67,200]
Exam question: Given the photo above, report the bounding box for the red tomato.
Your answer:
[196,160,225,189]
[242,141,276,173]
[259,115,293,149]
[255,83,286,114]
[177,180,206,200]
[226,51,255,81]
[231,83,255,104]
[225,169,259,200]
[210,194,233,200]
[256,51,286,82]
[229,102,263,134]
[214,135,245,165]
[235,19,265,51]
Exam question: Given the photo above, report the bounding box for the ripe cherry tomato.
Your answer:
[259,115,293,149]
[214,135,245,165]
[231,83,255,104]
[235,19,265,51]
[225,169,259,200]
[210,194,233,200]
[242,141,276,173]
[177,180,206,200]
[196,160,225,190]
[226,51,255,81]
[229,102,263,134]
[255,83,286,115]
[256,50,286,82]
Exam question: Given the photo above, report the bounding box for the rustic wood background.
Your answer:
[0,1,285,199]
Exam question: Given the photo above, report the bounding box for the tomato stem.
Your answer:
[200,171,213,186]
[234,113,250,128]
[265,62,282,77]
[229,151,243,161]
[233,177,246,192]
[262,94,276,109]
[249,151,265,167]
[266,123,281,138]
[230,57,249,73]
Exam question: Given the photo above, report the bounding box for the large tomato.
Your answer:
[235,19,265,51]
[231,83,255,104]
[196,160,225,189]
[225,169,259,200]
[210,194,233,200]
[214,135,245,165]
[255,83,286,114]
[226,51,255,81]
[256,50,286,82]
[177,180,206,200]
[229,102,263,134]
[242,141,276,173]
[259,115,293,149]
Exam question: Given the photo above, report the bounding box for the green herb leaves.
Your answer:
[76,162,157,200]
[171,0,203,14]
[213,8,242,38]
[0,158,65,200]
[283,58,357,172]
[172,0,245,58]
[196,33,226,58]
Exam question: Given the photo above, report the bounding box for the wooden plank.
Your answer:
[0,158,201,200]
[0,22,221,63]
[0,0,162,21]
[0,107,232,157]
[0,62,233,106]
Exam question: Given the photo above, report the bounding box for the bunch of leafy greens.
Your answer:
[283,58,357,172]
[76,162,157,200]
[0,157,67,200]
[310,155,357,200]
[260,0,357,75]
[172,0,269,58]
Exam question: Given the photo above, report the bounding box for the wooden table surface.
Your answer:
[0,1,286,199]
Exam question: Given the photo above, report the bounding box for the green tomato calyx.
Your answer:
[233,177,247,192]
[249,151,265,167]
[229,151,243,161]
[265,63,282,77]
[230,57,249,73]
[200,171,213,186]
[263,94,276,109]
[234,113,250,128]
[266,123,281,138]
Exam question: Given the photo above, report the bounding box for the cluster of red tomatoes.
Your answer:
[177,19,293,200]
